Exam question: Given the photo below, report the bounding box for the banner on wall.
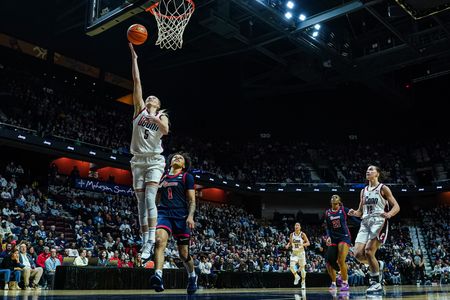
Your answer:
[75,178,133,196]
[0,33,47,60]
[54,52,100,78]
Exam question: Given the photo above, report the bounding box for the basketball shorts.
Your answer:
[156,212,190,245]
[290,252,306,268]
[330,237,352,247]
[130,154,165,189]
[355,216,388,244]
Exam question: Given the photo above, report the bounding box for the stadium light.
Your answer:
[17,135,26,140]
[89,151,96,155]
[299,14,306,21]
[286,1,294,9]
[285,12,293,19]
[314,24,321,30]
[312,31,319,37]
[43,140,52,145]
[110,155,116,160]
[67,146,75,150]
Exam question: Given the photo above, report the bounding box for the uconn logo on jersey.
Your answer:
[137,115,159,131]
[365,196,378,205]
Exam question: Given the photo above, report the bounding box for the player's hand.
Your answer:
[285,244,289,250]
[381,212,392,219]
[348,209,357,217]
[147,113,161,124]
[186,216,195,229]
[129,43,138,59]
[326,237,331,246]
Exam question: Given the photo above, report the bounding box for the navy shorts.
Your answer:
[330,237,352,247]
[156,212,190,244]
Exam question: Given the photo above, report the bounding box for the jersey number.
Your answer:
[332,219,341,229]
[167,187,173,200]
[144,129,149,139]
[367,205,374,215]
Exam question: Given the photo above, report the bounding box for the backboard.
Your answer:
[86,0,157,36]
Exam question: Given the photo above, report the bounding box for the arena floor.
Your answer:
[2,285,449,299]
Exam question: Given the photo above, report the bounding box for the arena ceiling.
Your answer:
[2,0,450,98]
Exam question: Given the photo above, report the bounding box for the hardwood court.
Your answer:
[2,285,449,299]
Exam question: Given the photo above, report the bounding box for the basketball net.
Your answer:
[146,0,195,50]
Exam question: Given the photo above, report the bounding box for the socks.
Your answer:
[332,281,336,285]
[149,227,156,243]
[370,273,380,283]
[188,271,196,278]
[156,269,163,277]
[142,231,149,244]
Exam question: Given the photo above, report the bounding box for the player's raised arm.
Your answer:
[129,43,145,117]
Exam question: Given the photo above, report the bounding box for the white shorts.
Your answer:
[130,154,165,189]
[355,216,388,245]
[290,252,306,267]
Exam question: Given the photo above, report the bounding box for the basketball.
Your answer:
[127,24,148,45]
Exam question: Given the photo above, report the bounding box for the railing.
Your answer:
[0,122,129,155]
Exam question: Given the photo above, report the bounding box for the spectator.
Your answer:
[18,243,43,289]
[44,248,61,289]
[0,249,23,290]
[73,249,88,266]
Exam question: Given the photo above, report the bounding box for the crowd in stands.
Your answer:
[1,64,450,186]
[2,160,449,290]
[418,206,450,285]
[1,60,450,290]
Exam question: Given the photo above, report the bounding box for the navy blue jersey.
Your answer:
[159,171,194,218]
[324,206,352,241]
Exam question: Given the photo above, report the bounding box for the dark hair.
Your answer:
[166,152,192,172]
[368,165,383,181]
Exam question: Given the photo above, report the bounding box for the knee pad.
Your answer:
[145,185,158,218]
[135,191,148,226]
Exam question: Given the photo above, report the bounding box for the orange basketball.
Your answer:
[127,24,148,45]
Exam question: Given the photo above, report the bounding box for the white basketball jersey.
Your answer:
[362,183,389,219]
[291,232,304,256]
[130,109,163,155]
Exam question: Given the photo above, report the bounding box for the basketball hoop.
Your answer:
[146,0,195,50]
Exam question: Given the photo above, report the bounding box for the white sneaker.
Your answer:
[366,281,383,294]
[141,241,154,260]
[294,274,300,285]
[301,281,306,289]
